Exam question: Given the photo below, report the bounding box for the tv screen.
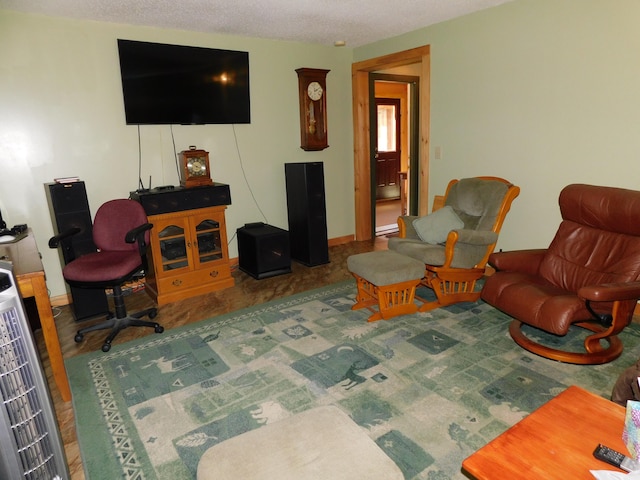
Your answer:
[117,39,250,125]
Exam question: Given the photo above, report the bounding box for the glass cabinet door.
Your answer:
[195,218,223,264]
[158,223,189,271]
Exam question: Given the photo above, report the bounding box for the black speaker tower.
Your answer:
[45,182,110,321]
[285,162,329,266]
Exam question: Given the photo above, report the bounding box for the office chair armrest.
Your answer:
[487,249,547,275]
[125,222,153,268]
[48,227,81,248]
[125,223,153,245]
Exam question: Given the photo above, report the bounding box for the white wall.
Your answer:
[0,11,355,298]
[356,0,640,252]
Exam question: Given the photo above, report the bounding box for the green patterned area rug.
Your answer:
[66,281,640,480]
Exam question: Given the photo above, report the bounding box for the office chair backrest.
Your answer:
[92,199,148,252]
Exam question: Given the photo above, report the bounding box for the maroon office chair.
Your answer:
[51,199,163,352]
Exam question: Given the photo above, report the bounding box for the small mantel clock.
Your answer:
[179,146,213,188]
[296,68,330,151]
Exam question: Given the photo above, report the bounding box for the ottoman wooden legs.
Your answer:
[347,250,425,322]
[352,273,420,322]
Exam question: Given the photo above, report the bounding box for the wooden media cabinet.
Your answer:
[131,184,234,305]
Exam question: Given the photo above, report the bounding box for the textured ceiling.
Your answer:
[0,0,515,47]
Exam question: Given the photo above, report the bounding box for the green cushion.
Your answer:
[347,250,424,286]
[412,206,464,244]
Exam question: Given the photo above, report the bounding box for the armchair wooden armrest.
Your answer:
[449,229,498,246]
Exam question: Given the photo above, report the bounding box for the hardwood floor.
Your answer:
[375,198,401,235]
[37,238,387,479]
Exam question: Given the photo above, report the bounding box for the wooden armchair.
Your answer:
[388,176,520,311]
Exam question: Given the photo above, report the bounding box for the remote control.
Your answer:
[593,444,640,472]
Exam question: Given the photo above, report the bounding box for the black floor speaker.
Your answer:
[285,162,329,266]
[237,223,291,279]
[45,182,110,321]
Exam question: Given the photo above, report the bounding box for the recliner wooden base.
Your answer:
[417,266,484,312]
[508,320,623,365]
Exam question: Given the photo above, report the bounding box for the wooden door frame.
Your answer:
[352,45,430,241]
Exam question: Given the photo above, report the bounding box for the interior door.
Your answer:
[375,98,401,200]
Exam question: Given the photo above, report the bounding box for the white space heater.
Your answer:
[0,261,69,479]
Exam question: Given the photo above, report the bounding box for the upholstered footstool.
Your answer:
[196,406,403,480]
[348,250,424,322]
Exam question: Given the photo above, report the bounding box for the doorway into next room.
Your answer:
[373,77,415,237]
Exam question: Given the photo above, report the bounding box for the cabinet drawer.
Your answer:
[158,262,231,292]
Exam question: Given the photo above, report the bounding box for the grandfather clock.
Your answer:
[296,68,330,151]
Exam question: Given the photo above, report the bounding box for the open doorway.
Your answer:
[351,45,431,241]
[372,76,420,236]
[375,96,402,236]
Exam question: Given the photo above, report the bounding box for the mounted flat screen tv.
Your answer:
[117,39,250,125]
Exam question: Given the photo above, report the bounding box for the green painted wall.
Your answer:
[356,0,640,251]
[0,11,354,297]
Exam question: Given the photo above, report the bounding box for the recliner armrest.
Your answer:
[488,249,547,275]
[579,281,640,303]
[48,227,81,248]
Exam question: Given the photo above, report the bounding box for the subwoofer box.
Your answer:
[237,224,291,280]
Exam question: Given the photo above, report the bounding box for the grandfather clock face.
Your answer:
[296,68,330,151]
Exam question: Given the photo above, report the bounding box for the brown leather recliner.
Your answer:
[481,184,640,364]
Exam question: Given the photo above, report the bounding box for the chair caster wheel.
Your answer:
[155,325,164,334]
[74,333,84,343]
[102,343,111,352]
[149,309,158,320]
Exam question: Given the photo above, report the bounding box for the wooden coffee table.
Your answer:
[462,385,629,479]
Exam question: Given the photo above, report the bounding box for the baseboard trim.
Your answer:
[50,293,71,308]
[328,234,354,247]
[49,235,356,308]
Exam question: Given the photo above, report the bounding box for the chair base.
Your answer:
[351,274,420,322]
[509,320,624,365]
[75,307,163,352]
[417,267,484,312]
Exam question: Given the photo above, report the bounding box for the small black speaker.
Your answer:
[237,224,291,279]
[285,162,329,266]
[45,182,110,321]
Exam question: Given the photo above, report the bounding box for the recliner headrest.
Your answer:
[560,184,640,237]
